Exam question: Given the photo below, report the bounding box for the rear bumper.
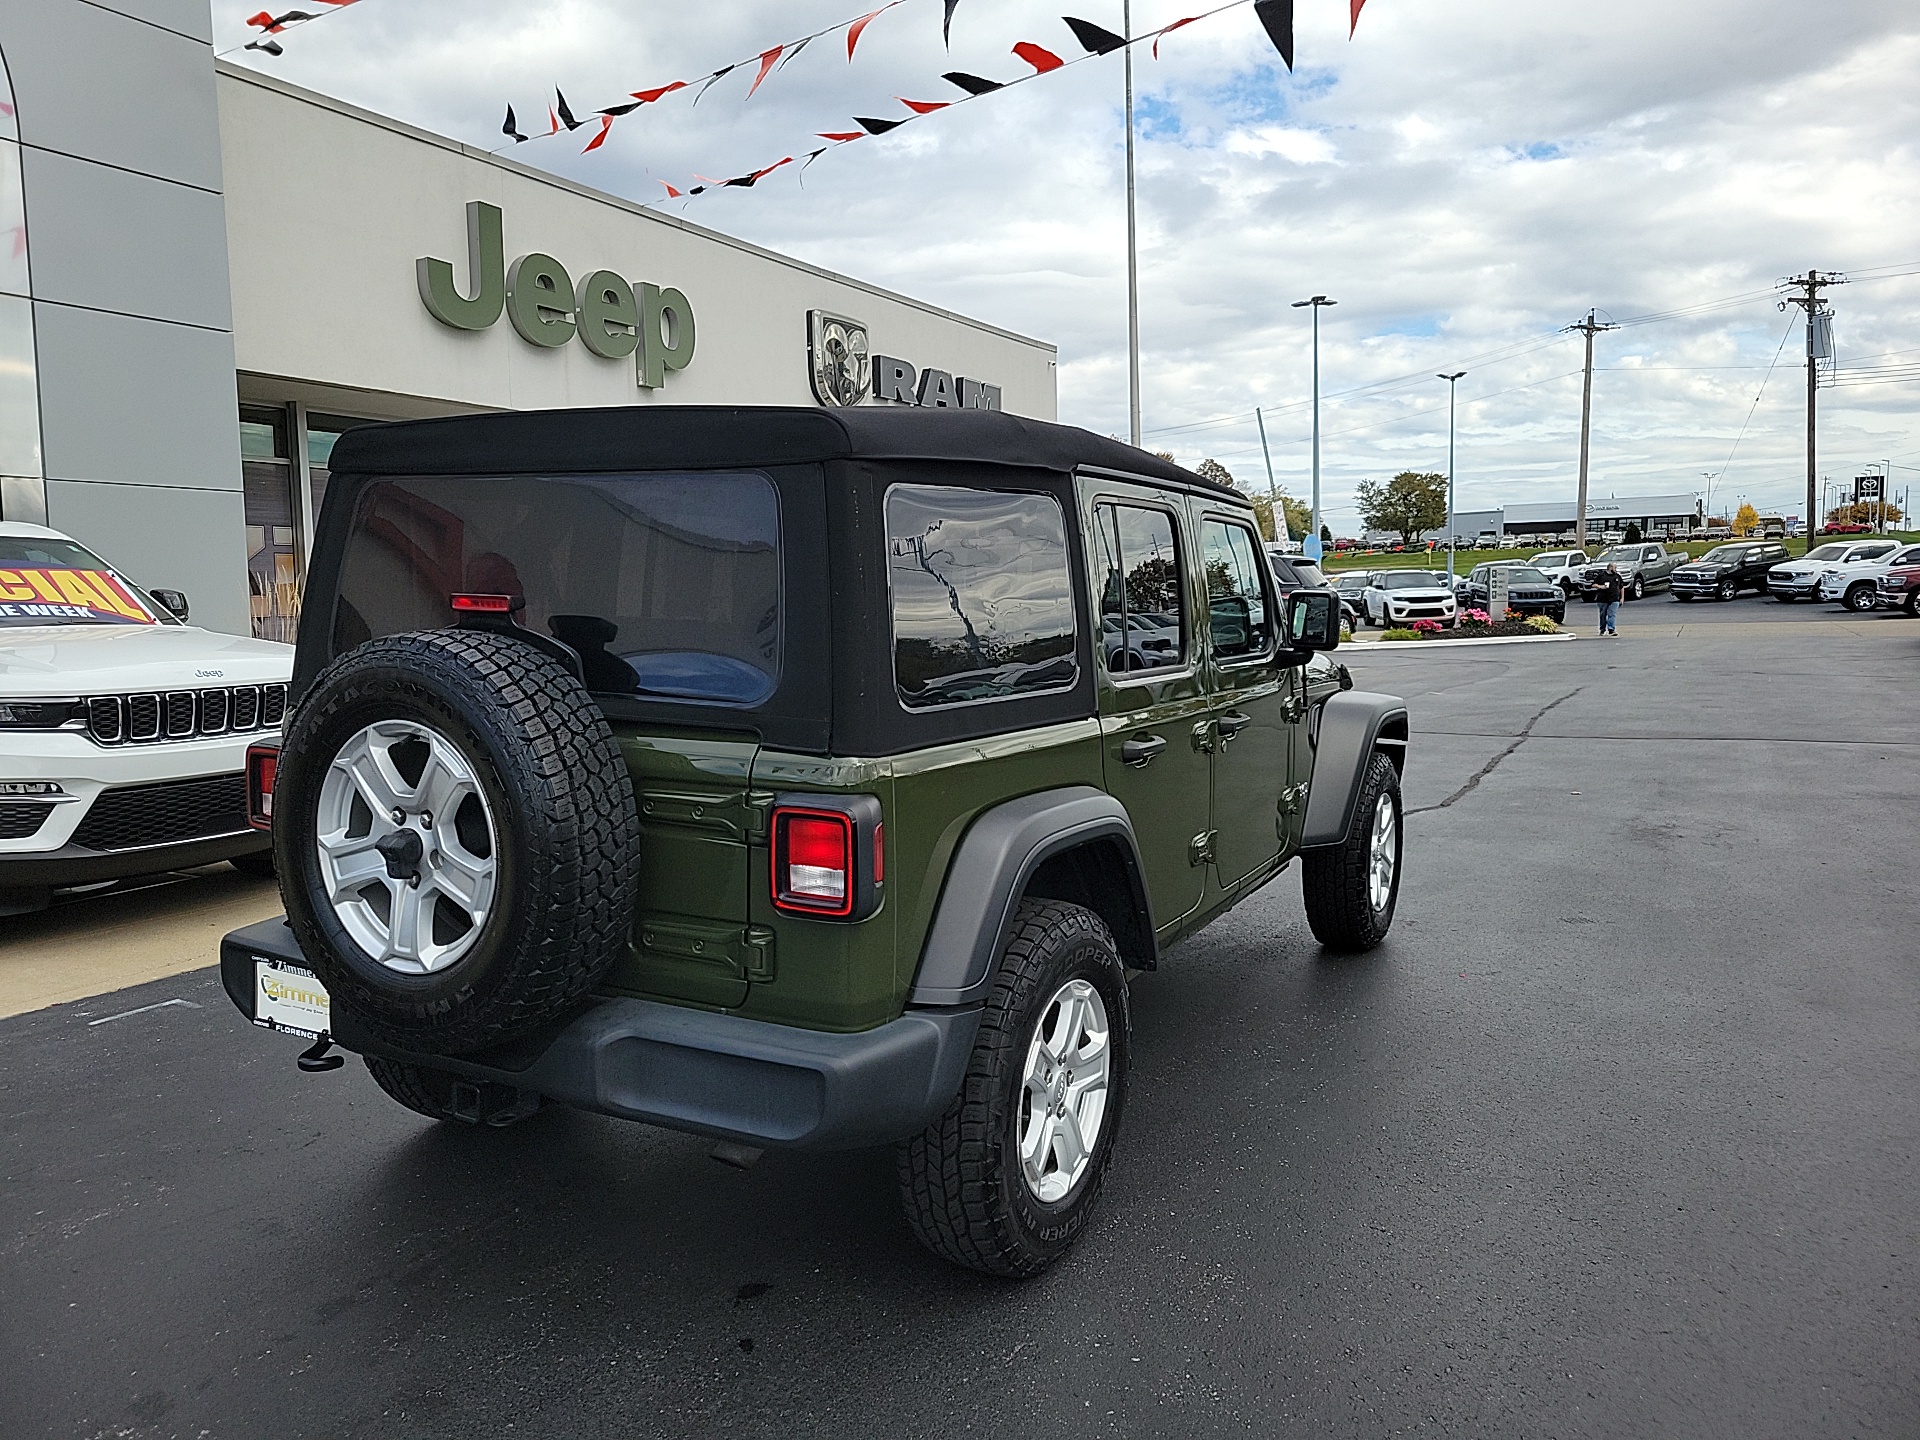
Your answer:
[220,917,980,1151]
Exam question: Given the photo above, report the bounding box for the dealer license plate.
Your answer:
[253,957,330,1039]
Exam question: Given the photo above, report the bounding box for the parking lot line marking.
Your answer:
[85,998,203,1026]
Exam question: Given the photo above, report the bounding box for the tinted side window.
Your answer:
[1092,502,1185,676]
[338,472,780,704]
[886,484,1078,710]
[1201,519,1274,661]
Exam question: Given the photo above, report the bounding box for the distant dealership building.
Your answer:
[0,4,1056,637]
[1368,493,1706,546]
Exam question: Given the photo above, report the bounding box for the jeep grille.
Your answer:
[84,684,286,746]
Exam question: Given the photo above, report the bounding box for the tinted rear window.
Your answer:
[886,484,1078,710]
[336,472,780,704]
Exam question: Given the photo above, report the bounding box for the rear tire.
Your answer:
[898,899,1130,1278]
[1302,751,1401,953]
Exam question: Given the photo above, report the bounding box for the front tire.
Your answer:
[1844,583,1876,612]
[1717,579,1737,601]
[898,899,1130,1277]
[1302,751,1402,952]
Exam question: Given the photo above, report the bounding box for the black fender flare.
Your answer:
[1300,691,1408,849]
[908,787,1152,1007]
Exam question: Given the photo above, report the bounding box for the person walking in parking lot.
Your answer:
[1597,564,1625,636]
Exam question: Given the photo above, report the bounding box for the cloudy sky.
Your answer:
[215,0,1920,531]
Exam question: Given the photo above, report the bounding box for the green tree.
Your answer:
[1197,457,1309,543]
[1355,472,1448,547]
[1623,522,1643,543]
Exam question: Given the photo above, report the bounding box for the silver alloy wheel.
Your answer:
[1018,978,1113,1204]
[315,719,498,975]
[1368,790,1397,913]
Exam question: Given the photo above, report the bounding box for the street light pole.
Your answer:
[1439,372,1466,578]
[1122,0,1141,446]
[1292,295,1337,558]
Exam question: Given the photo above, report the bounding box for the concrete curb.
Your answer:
[1356,632,1580,652]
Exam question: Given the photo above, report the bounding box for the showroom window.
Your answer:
[240,406,300,642]
[0,49,47,526]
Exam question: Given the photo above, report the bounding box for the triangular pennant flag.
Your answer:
[943,0,960,47]
[243,36,283,54]
[658,179,684,198]
[502,105,527,143]
[631,81,689,104]
[778,35,814,69]
[556,89,584,131]
[1063,18,1126,55]
[848,4,892,59]
[747,44,784,98]
[818,130,866,142]
[1350,0,1368,37]
[693,65,737,104]
[855,115,906,134]
[1252,0,1294,70]
[582,115,615,152]
[801,146,831,169]
[943,71,1004,95]
[1013,41,1066,74]
[245,11,277,30]
[547,105,560,136]
[724,156,795,188]
[1152,16,1200,59]
[896,97,950,114]
[598,101,642,117]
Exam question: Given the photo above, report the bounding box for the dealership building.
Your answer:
[1372,493,1707,547]
[0,1,1057,638]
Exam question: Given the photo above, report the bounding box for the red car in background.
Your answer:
[1875,560,1920,615]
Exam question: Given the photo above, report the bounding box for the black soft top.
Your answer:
[325,405,1230,493]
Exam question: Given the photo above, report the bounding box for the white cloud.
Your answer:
[216,0,1920,527]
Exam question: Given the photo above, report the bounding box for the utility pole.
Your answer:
[1439,372,1465,577]
[1779,270,1844,556]
[1566,311,1617,551]
[1292,295,1337,558]
[1122,0,1141,446]
[1256,406,1280,543]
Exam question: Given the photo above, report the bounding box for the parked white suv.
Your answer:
[1767,539,1901,603]
[1527,548,1593,597]
[1815,540,1920,611]
[0,522,293,914]
[1362,570,1458,627]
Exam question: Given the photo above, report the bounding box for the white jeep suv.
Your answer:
[0,522,293,914]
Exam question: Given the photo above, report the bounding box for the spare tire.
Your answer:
[275,628,640,1054]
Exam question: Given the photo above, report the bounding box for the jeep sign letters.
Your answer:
[418,201,695,389]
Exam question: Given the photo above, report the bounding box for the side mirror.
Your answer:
[1286,591,1340,651]
[150,588,189,623]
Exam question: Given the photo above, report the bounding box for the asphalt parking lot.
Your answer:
[4,602,1916,1439]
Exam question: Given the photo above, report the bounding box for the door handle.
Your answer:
[1215,711,1252,741]
[1120,734,1167,767]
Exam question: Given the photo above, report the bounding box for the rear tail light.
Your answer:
[770,795,884,920]
[450,593,523,615]
[246,743,279,830]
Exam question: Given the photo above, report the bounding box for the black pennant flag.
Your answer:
[855,115,907,134]
[555,89,584,130]
[943,0,961,46]
[502,104,527,142]
[1063,17,1126,55]
[942,70,1003,95]
[597,101,642,116]
[1252,0,1294,70]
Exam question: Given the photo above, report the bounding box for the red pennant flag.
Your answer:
[896,97,950,114]
[1350,0,1368,36]
[847,4,892,59]
[658,180,683,198]
[245,11,276,29]
[547,105,560,136]
[631,81,689,104]
[582,115,614,152]
[1013,41,1065,74]
[1152,16,1200,59]
[818,130,866,142]
[747,44,784,98]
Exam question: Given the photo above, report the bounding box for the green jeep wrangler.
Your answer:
[220,406,1408,1277]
